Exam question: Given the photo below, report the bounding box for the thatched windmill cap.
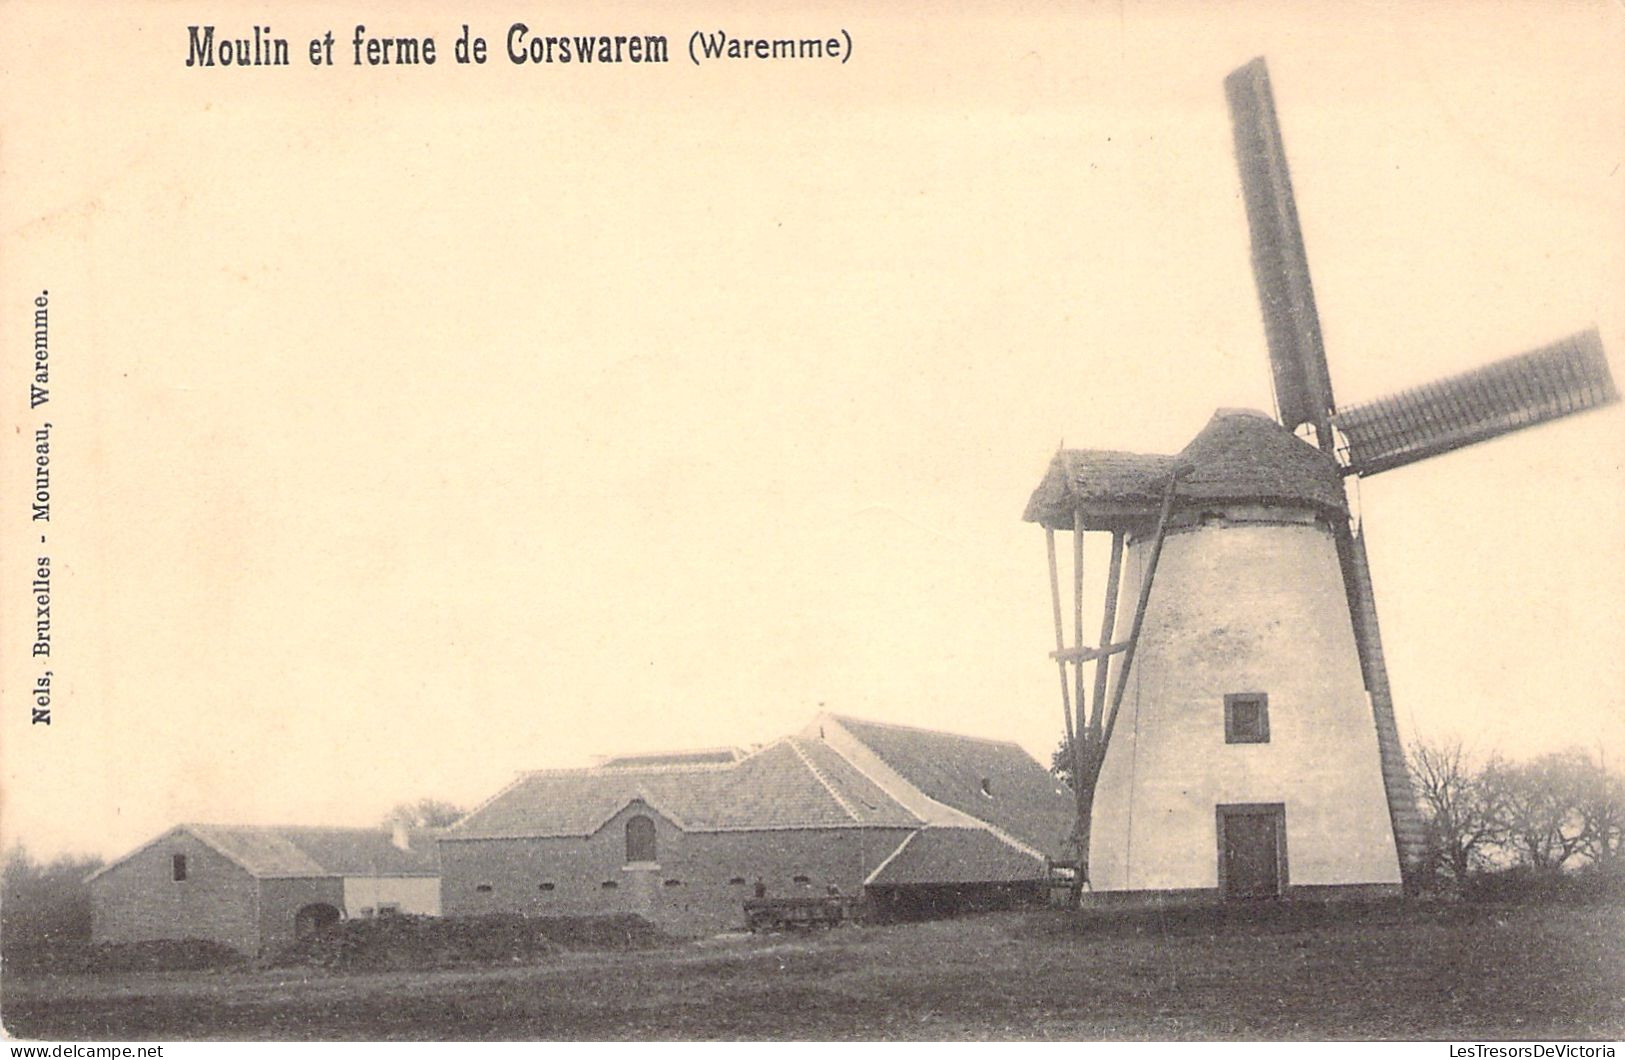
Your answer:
[1023,408,1347,531]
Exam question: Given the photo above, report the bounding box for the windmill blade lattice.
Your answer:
[1333,330,1619,477]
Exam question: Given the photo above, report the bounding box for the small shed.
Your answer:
[88,824,441,956]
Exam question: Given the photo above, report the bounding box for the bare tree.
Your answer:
[1484,751,1591,875]
[1574,747,1624,869]
[1409,739,1506,884]
[383,798,465,830]
[1,845,103,949]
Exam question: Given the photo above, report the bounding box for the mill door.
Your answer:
[1217,804,1286,899]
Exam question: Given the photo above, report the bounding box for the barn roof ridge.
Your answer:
[784,735,863,822]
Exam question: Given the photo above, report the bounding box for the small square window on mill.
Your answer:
[1225,693,1270,744]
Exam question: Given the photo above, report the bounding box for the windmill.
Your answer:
[1025,57,1618,901]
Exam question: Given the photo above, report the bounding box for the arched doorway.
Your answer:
[294,902,341,939]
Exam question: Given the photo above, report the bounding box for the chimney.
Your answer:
[391,820,411,851]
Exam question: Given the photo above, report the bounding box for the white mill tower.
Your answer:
[1026,410,1403,898]
[1021,58,1617,902]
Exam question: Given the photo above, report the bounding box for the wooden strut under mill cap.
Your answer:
[1046,461,1191,896]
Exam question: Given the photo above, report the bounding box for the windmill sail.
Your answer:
[1332,521,1429,878]
[1227,56,1426,890]
[1333,330,1619,476]
[1225,57,1336,434]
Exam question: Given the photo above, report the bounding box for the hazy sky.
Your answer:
[3,0,1622,861]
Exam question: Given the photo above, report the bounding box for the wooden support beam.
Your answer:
[1045,528,1076,751]
[1101,469,1184,750]
[1086,530,1126,741]
[1068,511,1092,896]
[1049,642,1130,665]
[1072,508,1087,748]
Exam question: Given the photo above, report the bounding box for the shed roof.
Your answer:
[1024,408,1348,530]
[89,824,440,882]
[866,827,1047,886]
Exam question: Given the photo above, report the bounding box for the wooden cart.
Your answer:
[743,895,864,932]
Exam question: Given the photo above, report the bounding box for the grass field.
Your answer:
[4,900,1622,1041]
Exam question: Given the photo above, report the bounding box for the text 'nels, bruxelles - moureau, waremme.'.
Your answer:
[28,290,53,725]
[184,25,851,68]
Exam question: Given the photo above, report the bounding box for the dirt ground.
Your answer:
[4,900,1622,1041]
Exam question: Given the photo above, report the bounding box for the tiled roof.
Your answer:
[451,714,1079,890]
[867,827,1046,886]
[789,735,920,822]
[447,737,920,839]
[827,716,1076,861]
[1024,408,1347,529]
[89,825,441,882]
[189,825,441,878]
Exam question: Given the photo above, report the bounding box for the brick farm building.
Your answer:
[440,713,1076,933]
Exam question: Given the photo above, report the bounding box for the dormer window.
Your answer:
[1225,693,1270,744]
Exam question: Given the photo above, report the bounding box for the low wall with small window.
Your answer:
[440,803,915,934]
[342,875,442,919]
